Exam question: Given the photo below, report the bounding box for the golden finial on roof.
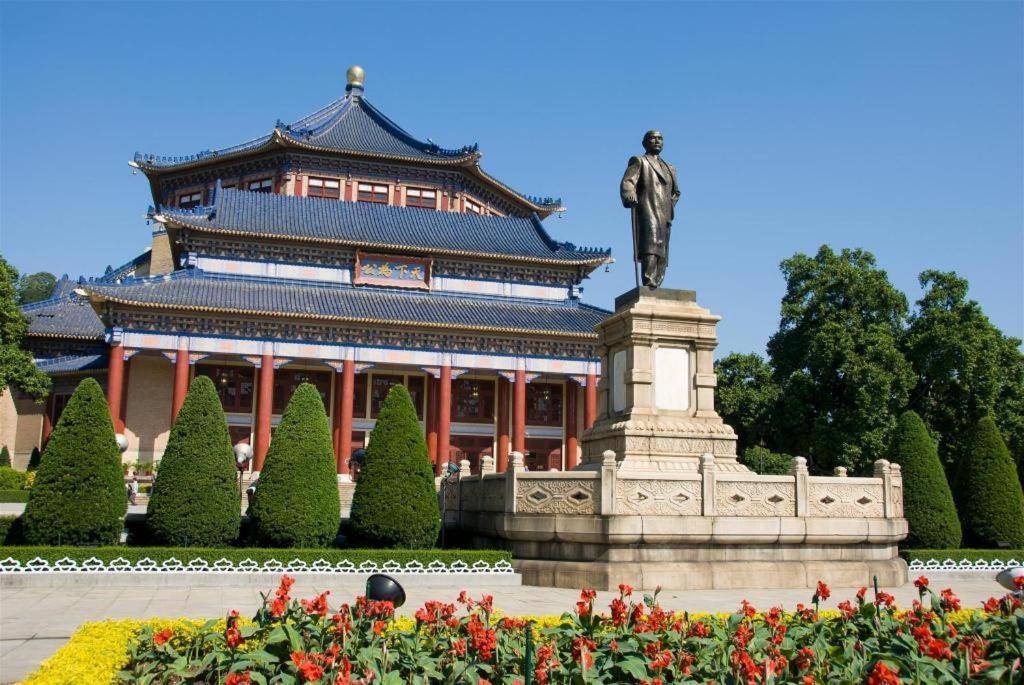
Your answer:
[346,65,365,90]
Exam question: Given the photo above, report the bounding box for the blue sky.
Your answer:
[1,1,1021,356]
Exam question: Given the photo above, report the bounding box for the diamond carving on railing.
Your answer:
[820,495,836,505]
[568,489,591,503]
[767,494,785,504]
[630,491,649,503]
[527,489,550,504]
[730,493,746,503]
[671,492,690,504]
[857,496,873,505]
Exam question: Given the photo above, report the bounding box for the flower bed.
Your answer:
[26,575,1024,684]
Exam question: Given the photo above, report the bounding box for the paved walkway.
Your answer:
[0,574,1008,683]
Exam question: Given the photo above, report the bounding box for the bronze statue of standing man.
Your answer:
[620,130,680,289]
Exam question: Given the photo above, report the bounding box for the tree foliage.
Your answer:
[767,246,915,473]
[955,416,1024,548]
[739,446,793,475]
[904,271,1024,484]
[147,375,240,546]
[21,378,127,545]
[350,384,440,548]
[888,411,961,549]
[0,256,50,401]
[16,271,56,305]
[0,445,9,468]
[251,383,339,547]
[715,353,780,453]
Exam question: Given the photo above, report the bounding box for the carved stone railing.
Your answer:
[451,451,903,520]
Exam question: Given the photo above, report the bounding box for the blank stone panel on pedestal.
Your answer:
[654,347,689,411]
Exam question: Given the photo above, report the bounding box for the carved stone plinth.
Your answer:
[580,287,743,472]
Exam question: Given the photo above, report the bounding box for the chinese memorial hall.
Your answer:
[5,66,613,479]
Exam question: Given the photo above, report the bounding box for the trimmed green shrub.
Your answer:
[251,383,339,547]
[21,378,127,545]
[956,415,1024,547]
[27,446,41,471]
[0,466,25,490]
[739,446,793,475]
[0,546,510,565]
[350,384,440,548]
[0,490,29,503]
[0,515,22,544]
[146,376,240,546]
[889,411,961,549]
[0,445,10,467]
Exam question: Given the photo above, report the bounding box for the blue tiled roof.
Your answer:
[161,188,609,264]
[84,271,608,336]
[98,251,152,283]
[134,93,476,169]
[22,294,105,340]
[35,353,108,375]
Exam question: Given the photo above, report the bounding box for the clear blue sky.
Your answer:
[2,1,1021,356]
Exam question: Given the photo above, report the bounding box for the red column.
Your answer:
[331,369,343,469]
[107,342,125,431]
[584,372,597,429]
[426,376,438,466]
[171,345,190,423]
[345,180,354,202]
[437,364,452,474]
[338,360,354,476]
[513,369,526,454]
[119,357,131,432]
[565,381,578,470]
[392,186,402,206]
[41,396,54,446]
[293,175,304,197]
[497,376,509,472]
[254,354,274,471]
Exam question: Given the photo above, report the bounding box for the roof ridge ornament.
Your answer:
[346,65,365,97]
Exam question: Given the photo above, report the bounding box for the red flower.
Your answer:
[610,597,628,626]
[795,647,814,670]
[940,588,961,612]
[580,588,597,602]
[301,591,330,618]
[856,586,867,601]
[373,620,387,635]
[687,621,710,638]
[153,628,173,646]
[648,650,672,671]
[225,672,252,685]
[914,575,929,589]
[874,591,895,608]
[271,597,287,618]
[867,661,899,685]
[837,599,856,619]
[450,638,467,657]
[924,638,953,660]
[618,583,633,597]
[225,626,243,649]
[467,615,497,661]
[983,596,1000,612]
[740,599,756,618]
[291,651,325,683]
[571,635,597,670]
[815,580,831,601]
[576,601,590,617]
[1016,576,1024,590]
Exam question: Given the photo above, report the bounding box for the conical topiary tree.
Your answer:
[27,446,41,471]
[22,378,127,545]
[889,411,961,549]
[350,384,440,548]
[251,383,339,547]
[147,375,240,546]
[956,415,1024,547]
[0,445,10,467]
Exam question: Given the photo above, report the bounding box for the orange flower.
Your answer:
[866,661,899,684]
[815,580,831,601]
[153,628,173,646]
[225,672,252,685]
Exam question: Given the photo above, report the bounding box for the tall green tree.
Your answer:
[955,415,1024,547]
[715,352,780,453]
[251,383,340,547]
[16,271,57,305]
[888,411,961,549]
[0,256,50,401]
[767,246,914,473]
[147,375,240,546]
[904,270,1024,482]
[22,378,127,545]
[350,384,440,548]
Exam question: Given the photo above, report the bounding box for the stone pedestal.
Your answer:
[580,287,743,472]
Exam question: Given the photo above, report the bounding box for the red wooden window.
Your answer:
[526,382,563,426]
[228,426,251,446]
[450,435,493,474]
[272,369,331,414]
[452,378,495,423]
[178,192,203,209]
[370,373,425,419]
[405,187,437,209]
[357,183,389,204]
[196,365,255,413]
[307,177,341,199]
[247,178,273,193]
[353,372,369,418]
[525,438,562,471]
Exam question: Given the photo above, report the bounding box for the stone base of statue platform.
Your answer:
[449,288,908,590]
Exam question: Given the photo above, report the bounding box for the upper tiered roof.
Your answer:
[157,187,609,267]
[132,66,563,215]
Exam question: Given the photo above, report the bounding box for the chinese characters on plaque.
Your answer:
[354,252,432,290]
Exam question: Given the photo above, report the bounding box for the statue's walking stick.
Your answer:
[631,205,641,289]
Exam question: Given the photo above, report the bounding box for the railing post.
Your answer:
[874,459,894,518]
[481,454,495,475]
[790,456,808,517]
[700,453,716,517]
[505,451,524,514]
[599,450,617,516]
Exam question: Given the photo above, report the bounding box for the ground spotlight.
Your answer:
[366,573,405,607]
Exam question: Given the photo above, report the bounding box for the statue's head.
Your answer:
[642,130,664,154]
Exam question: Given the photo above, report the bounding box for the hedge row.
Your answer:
[901,548,1024,563]
[0,545,511,566]
[0,490,29,503]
